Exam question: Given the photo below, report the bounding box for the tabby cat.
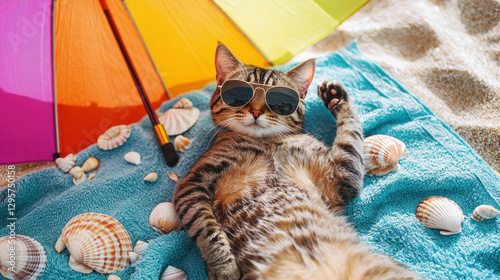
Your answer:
[173,44,421,280]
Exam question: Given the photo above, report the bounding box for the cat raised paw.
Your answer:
[317,80,349,114]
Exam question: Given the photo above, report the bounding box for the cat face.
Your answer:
[210,44,315,138]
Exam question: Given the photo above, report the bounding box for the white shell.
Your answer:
[364,135,409,176]
[169,173,179,183]
[82,157,99,172]
[70,166,87,185]
[124,152,141,165]
[55,154,76,173]
[108,276,121,280]
[128,252,140,267]
[471,205,500,221]
[73,173,87,185]
[144,172,158,182]
[416,196,464,235]
[134,241,149,255]
[160,266,187,280]
[55,213,132,274]
[174,135,192,152]
[97,125,131,150]
[0,235,47,280]
[149,202,181,234]
[159,99,200,136]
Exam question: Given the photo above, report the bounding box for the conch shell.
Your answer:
[97,125,131,150]
[82,157,99,172]
[55,154,76,173]
[0,235,47,280]
[363,135,408,176]
[159,98,200,135]
[149,202,181,234]
[416,196,464,235]
[471,205,500,221]
[55,213,133,274]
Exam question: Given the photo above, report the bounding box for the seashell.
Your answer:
[87,172,97,180]
[124,151,141,165]
[363,135,409,176]
[149,202,181,234]
[73,173,87,185]
[70,166,87,185]
[160,266,187,280]
[471,205,500,221]
[82,157,99,172]
[55,153,76,173]
[174,135,192,152]
[0,235,47,280]
[416,196,464,235]
[144,172,158,182]
[128,252,140,267]
[55,213,132,274]
[173,98,193,109]
[97,125,131,150]
[159,101,200,136]
[168,173,179,183]
[134,241,149,255]
[108,276,121,280]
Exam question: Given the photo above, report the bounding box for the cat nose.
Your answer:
[249,109,263,119]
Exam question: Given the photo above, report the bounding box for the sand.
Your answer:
[299,0,500,174]
[1,0,499,185]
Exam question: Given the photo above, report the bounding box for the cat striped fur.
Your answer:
[173,44,421,280]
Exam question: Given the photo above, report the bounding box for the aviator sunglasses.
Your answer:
[218,79,303,116]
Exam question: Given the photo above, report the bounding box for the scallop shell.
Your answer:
[97,125,131,150]
[108,276,121,280]
[0,235,47,280]
[144,172,158,182]
[416,196,464,235]
[160,266,187,280]
[471,205,500,221]
[149,202,181,234]
[174,135,192,152]
[55,213,132,274]
[124,151,141,165]
[159,100,200,136]
[134,241,149,255]
[82,157,99,172]
[55,154,76,173]
[168,173,179,183]
[363,135,409,176]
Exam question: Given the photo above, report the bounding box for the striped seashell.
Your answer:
[55,213,133,274]
[70,166,87,185]
[149,202,181,234]
[73,173,87,185]
[108,276,121,280]
[160,266,187,280]
[55,154,76,173]
[0,235,47,280]
[97,125,131,150]
[174,135,192,152]
[159,102,200,136]
[133,241,149,255]
[471,205,500,221]
[124,151,141,165]
[416,196,464,235]
[82,157,99,172]
[168,173,179,183]
[144,172,158,182]
[363,135,409,176]
[173,98,193,109]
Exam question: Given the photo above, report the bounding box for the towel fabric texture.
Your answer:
[1,42,499,280]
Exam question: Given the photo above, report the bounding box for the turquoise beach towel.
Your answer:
[1,42,499,280]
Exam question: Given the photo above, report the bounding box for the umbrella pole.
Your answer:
[99,0,178,167]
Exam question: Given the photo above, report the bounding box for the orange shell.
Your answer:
[363,135,408,176]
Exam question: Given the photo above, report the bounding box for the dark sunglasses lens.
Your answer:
[266,87,300,115]
[221,81,254,107]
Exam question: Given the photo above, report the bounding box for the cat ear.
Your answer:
[215,44,244,84]
[285,59,316,98]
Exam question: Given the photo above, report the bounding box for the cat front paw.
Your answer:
[207,258,241,280]
[317,80,349,113]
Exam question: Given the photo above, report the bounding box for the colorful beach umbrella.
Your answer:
[0,0,369,165]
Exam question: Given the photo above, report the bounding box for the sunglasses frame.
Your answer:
[217,79,303,116]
